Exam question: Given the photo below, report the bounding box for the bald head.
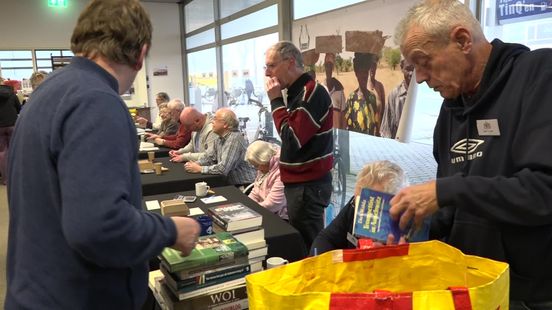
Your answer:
[180,107,205,131]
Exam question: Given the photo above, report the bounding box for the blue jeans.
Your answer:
[285,179,332,252]
[510,300,552,310]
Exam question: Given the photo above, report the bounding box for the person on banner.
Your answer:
[264,41,333,252]
[310,160,407,255]
[6,0,201,308]
[324,53,347,129]
[389,0,552,308]
[344,52,379,136]
[245,140,288,220]
[367,55,386,127]
[169,107,216,162]
[380,59,414,139]
[184,107,255,187]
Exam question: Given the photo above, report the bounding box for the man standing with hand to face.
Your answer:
[264,41,333,252]
[6,1,200,308]
[389,1,552,308]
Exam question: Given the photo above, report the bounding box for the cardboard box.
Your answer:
[301,49,320,66]
[345,30,389,54]
[161,199,190,217]
[315,35,342,53]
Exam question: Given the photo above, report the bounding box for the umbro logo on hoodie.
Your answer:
[450,138,484,164]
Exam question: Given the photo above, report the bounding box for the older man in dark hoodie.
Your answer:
[0,78,21,185]
[389,1,552,308]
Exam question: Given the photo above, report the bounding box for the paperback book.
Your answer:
[162,263,251,289]
[352,188,430,243]
[162,266,250,296]
[160,232,248,273]
[208,202,263,231]
[159,281,248,310]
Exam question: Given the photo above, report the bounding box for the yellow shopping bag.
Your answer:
[246,240,509,310]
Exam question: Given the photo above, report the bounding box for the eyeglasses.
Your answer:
[264,57,289,71]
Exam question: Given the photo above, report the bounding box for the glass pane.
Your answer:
[222,32,278,142]
[35,50,61,59]
[0,60,33,68]
[221,4,277,40]
[185,0,214,33]
[62,50,74,56]
[187,48,218,113]
[0,50,32,59]
[37,60,53,68]
[219,0,265,18]
[293,0,364,20]
[0,68,34,81]
[186,28,216,49]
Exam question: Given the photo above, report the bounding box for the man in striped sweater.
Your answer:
[265,41,333,252]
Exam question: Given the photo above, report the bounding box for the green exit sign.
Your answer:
[48,0,68,8]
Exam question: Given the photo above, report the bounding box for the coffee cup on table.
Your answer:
[147,151,155,162]
[195,182,210,197]
[154,162,163,175]
[266,257,289,269]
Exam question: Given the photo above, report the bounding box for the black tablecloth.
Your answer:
[141,157,228,195]
[142,185,307,262]
[138,146,172,160]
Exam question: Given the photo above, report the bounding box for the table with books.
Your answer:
[143,185,307,309]
[141,157,228,195]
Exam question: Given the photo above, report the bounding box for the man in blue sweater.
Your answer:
[390,1,552,308]
[6,1,200,308]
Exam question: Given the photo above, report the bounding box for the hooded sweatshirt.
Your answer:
[0,85,21,127]
[432,39,552,302]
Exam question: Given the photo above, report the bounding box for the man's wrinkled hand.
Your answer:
[171,217,201,256]
[265,77,283,101]
[389,180,438,230]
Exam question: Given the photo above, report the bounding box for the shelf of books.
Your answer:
[151,203,266,309]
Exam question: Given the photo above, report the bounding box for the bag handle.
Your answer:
[449,286,472,310]
[341,243,410,262]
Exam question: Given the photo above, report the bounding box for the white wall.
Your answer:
[0,0,184,111]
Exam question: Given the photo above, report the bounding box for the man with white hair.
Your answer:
[146,98,191,149]
[184,108,255,186]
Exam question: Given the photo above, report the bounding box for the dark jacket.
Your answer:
[433,39,552,302]
[6,57,177,309]
[0,85,21,127]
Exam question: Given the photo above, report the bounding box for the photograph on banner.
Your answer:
[292,0,417,139]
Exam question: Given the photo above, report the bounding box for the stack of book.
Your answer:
[157,232,255,309]
[208,202,267,268]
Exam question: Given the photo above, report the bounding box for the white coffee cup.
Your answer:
[266,257,289,269]
[195,182,210,197]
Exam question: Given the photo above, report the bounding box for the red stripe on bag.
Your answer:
[341,244,410,262]
[330,291,413,310]
[449,287,472,310]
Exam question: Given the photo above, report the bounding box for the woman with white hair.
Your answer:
[310,160,407,255]
[245,140,287,220]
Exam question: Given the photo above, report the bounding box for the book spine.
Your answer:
[160,283,248,310]
[174,276,247,300]
[165,264,251,289]
[175,256,250,279]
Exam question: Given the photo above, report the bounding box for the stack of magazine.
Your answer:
[156,232,256,310]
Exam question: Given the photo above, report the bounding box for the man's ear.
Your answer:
[135,44,148,71]
[451,27,472,53]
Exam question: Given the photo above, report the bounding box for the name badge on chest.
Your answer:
[476,119,500,136]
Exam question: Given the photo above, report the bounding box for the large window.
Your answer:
[187,48,218,113]
[0,49,73,82]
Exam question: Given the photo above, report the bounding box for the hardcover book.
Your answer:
[162,263,251,289]
[159,281,249,310]
[352,188,430,243]
[160,232,248,273]
[207,203,263,231]
[162,266,250,295]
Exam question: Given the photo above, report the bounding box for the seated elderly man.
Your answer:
[184,108,255,186]
[310,160,407,255]
[169,107,216,162]
[136,91,170,129]
[146,98,191,149]
[245,140,287,220]
[156,104,178,136]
